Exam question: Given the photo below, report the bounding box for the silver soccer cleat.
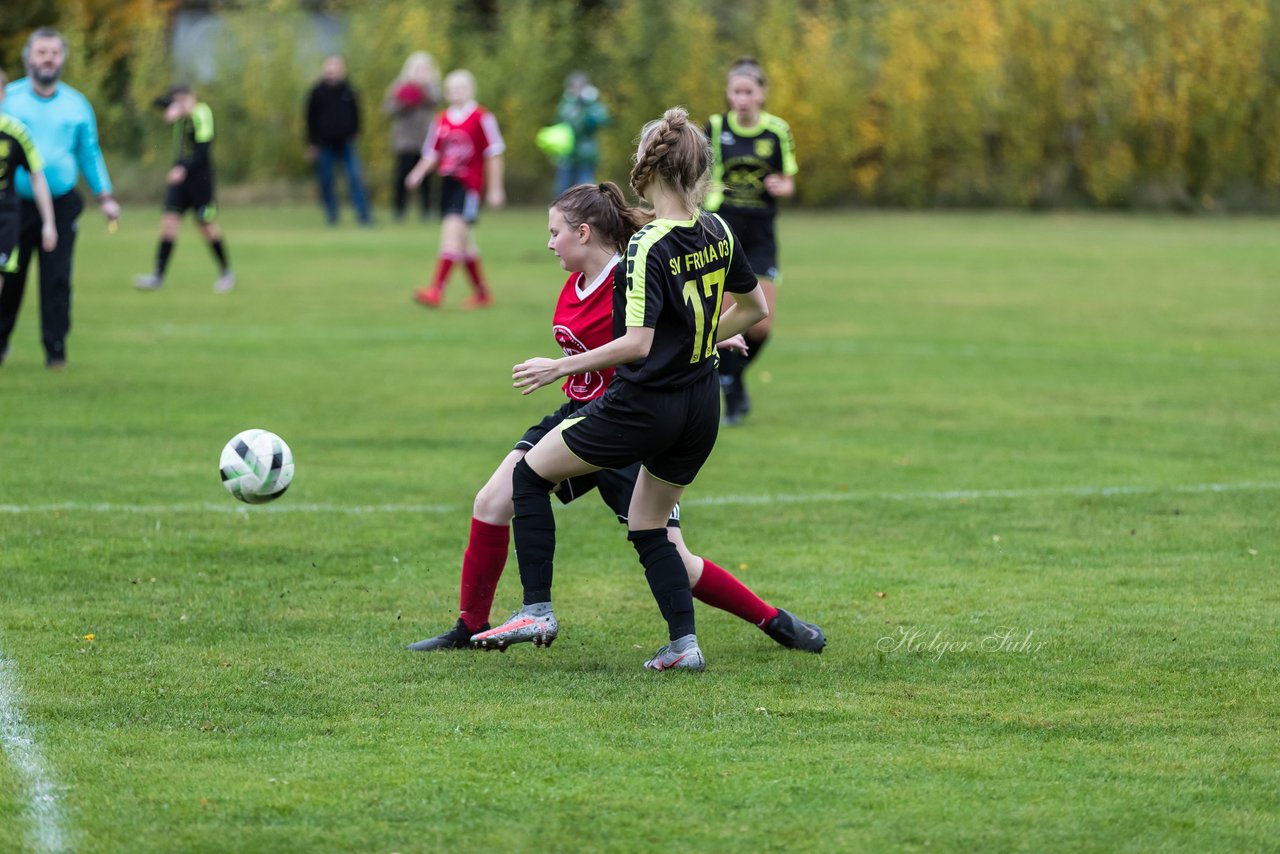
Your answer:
[644,633,706,671]
[469,606,558,651]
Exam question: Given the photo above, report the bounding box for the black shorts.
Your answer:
[516,400,681,526]
[721,211,778,282]
[164,176,217,223]
[439,176,480,223]
[560,373,720,488]
[0,213,17,274]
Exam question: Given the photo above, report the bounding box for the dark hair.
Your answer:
[551,182,650,255]
[728,56,766,87]
[629,107,712,209]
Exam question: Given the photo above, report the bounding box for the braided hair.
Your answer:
[628,106,712,212]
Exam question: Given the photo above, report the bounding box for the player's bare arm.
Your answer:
[513,326,654,395]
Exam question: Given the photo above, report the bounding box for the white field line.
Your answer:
[0,654,69,854]
[0,481,1276,515]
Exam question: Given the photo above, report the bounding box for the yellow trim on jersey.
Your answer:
[192,103,215,143]
[707,114,725,212]
[0,114,44,173]
[723,111,799,177]
[625,220,681,327]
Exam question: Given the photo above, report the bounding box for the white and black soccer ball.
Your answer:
[219,429,294,504]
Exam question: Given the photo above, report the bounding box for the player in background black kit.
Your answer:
[475,108,770,671]
[0,70,58,302]
[705,57,798,425]
[135,85,234,293]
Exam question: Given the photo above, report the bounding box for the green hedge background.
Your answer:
[6,0,1280,209]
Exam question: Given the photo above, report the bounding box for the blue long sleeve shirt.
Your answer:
[2,77,112,200]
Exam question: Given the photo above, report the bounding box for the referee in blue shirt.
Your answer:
[0,27,120,370]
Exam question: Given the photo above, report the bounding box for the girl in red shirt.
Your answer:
[406,69,505,309]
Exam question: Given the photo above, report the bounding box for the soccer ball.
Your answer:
[219,429,294,504]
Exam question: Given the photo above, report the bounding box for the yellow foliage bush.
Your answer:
[15,0,1280,208]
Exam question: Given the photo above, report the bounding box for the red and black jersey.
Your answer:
[617,213,757,388]
[553,257,619,401]
[422,102,504,194]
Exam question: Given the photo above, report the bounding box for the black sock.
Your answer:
[717,349,746,414]
[718,348,744,381]
[743,332,769,367]
[511,458,558,605]
[156,239,174,277]
[629,528,696,641]
[209,239,229,273]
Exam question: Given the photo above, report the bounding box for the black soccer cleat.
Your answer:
[763,608,826,653]
[406,619,488,652]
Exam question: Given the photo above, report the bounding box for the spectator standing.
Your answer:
[0,27,120,370]
[383,51,440,222]
[305,55,372,226]
[553,72,609,195]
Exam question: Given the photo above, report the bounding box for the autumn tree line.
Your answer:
[4,0,1279,209]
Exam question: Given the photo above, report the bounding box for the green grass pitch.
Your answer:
[1,205,1278,852]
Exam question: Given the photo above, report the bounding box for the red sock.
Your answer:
[459,518,509,631]
[463,254,489,295]
[692,559,779,627]
[430,254,457,292]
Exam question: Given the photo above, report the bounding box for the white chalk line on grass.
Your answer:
[0,654,69,854]
[1,481,1277,515]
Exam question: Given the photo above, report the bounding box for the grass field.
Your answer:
[2,205,1278,852]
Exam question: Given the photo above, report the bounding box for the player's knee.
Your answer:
[627,527,670,563]
[473,480,513,521]
[512,458,555,500]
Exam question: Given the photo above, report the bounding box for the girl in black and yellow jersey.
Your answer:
[705,57,798,425]
[473,108,769,671]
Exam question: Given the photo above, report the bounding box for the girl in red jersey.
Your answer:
[406,69,506,309]
[407,182,824,656]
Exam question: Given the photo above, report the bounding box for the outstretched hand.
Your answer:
[512,357,564,395]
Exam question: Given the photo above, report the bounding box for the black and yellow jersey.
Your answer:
[0,115,43,212]
[705,111,797,217]
[173,102,215,174]
[615,212,757,388]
